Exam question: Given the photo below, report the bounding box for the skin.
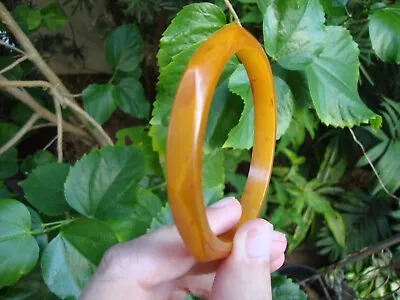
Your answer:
[80,198,287,300]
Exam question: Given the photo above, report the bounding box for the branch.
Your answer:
[0,78,114,146]
[0,55,28,75]
[0,75,92,140]
[224,0,242,26]
[0,113,40,156]
[52,96,63,162]
[0,2,110,146]
[349,128,399,201]
[0,40,25,54]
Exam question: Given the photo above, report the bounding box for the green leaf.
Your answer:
[304,190,333,214]
[64,146,146,219]
[2,266,57,300]
[104,24,143,72]
[224,64,294,149]
[14,5,42,31]
[319,0,347,17]
[62,218,118,265]
[116,77,149,119]
[28,207,48,251]
[20,150,57,174]
[83,83,118,125]
[0,199,39,288]
[0,181,14,199]
[116,126,162,176]
[257,0,274,14]
[305,26,381,129]
[369,3,400,64]
[41,234,95,299]
[40,2,68,31]
[147,203,174,233]
[324,209,346,247]
[272,274,307,299]
[203,149,225,206]
[150,3,226,165]
[104,188,163,242]
[263,0,325,70]
[20,163,70,216]
[0,122,20,146]
[157,3,226,69]
[0,148,18,180]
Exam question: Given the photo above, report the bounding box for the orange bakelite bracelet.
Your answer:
[166,23,277,262]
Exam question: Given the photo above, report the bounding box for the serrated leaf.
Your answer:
[117,77,149,119]
[62,218,118,265]
[203,149,225,206]
[305,26,381,129]
[149,3,227,166]
[272,274,307,299]
[369,3,400,64]
[0,199,39,288]
[20,163,70,216]
[20,150,57,174]
[147,203,174,233]
[14,5,42,31]
[157,3,226,69]
[64,146,146,219]
[40,2,68,31]
[104,188,163,242]
[224,64,293,149]
[324,210,346,247]
[104,24,143,72]
[0,148,18,180]
[263,0,325,70]
[41,234,95,299]
[82,83,118,125]
[116,126,162,176]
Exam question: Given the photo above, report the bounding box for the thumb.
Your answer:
[211,219,274,300]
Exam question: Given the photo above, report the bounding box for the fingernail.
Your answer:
[246,223,273,259]
[273,231,286,243]
[210,197,236,208]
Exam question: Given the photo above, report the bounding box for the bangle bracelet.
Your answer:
[166,23,276,262]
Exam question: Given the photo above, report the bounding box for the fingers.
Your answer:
[210,219,277,300]
[80,197,242,300]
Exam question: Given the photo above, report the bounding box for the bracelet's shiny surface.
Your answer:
[166,23,276,262]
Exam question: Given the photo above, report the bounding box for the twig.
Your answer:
[0,40,25,54]
[349,128,399,201]
[30,123,56,131]
[43,135,58,151]
[0,2,109,146]
[52,95,63,162]
[0,55,28,75]
[0,78,113,146]
[61,98,114,146]
[224,0,242,26]
[0,80,52,89]
[0,113,40,156]
[0,75,92,140]
[299,233,400,285]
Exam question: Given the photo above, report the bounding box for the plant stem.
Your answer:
[224,0,242,26]
[149,182,166,191]
[0,75,92,140]
[0,55,28,75]
[0,2,110,146]
[30,219,74,235]
[0,40,25,54]
[0,113,40,156]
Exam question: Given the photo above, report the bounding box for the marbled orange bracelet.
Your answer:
[166,23,276,262]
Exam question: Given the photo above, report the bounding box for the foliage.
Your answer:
[0,0,400,299]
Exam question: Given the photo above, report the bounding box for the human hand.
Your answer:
[80,197,287,300]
